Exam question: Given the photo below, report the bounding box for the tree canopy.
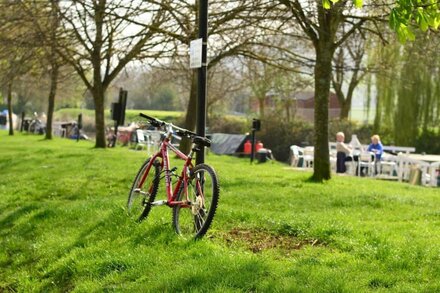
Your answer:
[330,0,440,41]
[1,0,439,170]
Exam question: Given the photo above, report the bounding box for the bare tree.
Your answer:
[244,59,274,118]
[5,0,84,140]
[52,0,167,147]
[273,69,312,122]
[206,60,246,116]
[278,0,389,181]
[332,32,368,120]
[154,0,282,153]
[45,0,60,139]
[0,1,42,135]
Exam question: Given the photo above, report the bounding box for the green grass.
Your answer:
[1,131,440,292]
[54,108,183,124]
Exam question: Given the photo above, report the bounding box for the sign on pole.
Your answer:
[189,38,203,69]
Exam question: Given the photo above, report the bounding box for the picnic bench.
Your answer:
[292,143,440,187]
[382,146,416,154]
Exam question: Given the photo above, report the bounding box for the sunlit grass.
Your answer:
[1,130,440,291]
[54,108,183,124]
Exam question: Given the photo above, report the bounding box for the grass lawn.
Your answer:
[1,130,440,292]
[54,108,183,125]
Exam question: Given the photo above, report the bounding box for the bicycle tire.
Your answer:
[28,121,36,134]
[127,158,161,222]
[172,164,219,239]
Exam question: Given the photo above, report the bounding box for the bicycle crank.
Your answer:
[191,196,204,215]
[150,200,168,206]
[133,188,150,196]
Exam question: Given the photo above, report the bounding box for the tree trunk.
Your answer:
[7,81,14,136]
[312,43,333,181]
[45,64,59,140]
[179,71,198,154]
[93,87,107,148]
[91,0,106,148]
[339,94,351,120]
[45,0,59,140]
[334,48,363,120]
[337,68,360,120]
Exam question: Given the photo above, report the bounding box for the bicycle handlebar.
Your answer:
[139,113,165,127]
[139,113,209,146]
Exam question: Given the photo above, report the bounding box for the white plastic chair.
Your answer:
[303,146,314,168]
[289,145,301,167]
[135,129,151,151]
[357,152,375,177]
[397,154,431,185]
[376,154,398,179]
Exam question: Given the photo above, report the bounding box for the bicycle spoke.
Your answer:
[172,164,219,239]
[194,209,206,231]
[127,159,160,221]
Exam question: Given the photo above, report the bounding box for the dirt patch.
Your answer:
[217,227,323,253]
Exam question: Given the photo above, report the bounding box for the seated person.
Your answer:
[367,134,384,161]
[336,132,352,173]
[367,134,384,175]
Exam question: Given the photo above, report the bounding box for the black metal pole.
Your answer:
[20,112,25,132]
[250,129,256,164]
[112,120,118,147]
[111,88,125,147]
[196,0,208,166]
[77,113,82,142]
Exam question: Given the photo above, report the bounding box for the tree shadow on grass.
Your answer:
[305,174,329,184]
[0,202,114,292]
[38,208,145,291]
[38,213,115,292]
[0,204,40,233]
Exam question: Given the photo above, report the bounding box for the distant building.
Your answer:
[294,91,341,122]
[250,90,341,123]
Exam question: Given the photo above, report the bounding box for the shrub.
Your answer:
[415,130,440,154]
[257,115,314,162]
[329,119,358,142]
[207,115,247,134]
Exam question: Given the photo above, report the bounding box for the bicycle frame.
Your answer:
[138,128,194,207]
[129,113,218,239]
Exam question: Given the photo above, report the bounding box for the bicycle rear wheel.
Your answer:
[127,158,161,222]
[172,164,219,239]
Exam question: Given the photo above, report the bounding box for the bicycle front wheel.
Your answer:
[172,164,219,239]
[127,158,161,222]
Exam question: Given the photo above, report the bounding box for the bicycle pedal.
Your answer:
[134,188,149,196]
[151,200,167,206]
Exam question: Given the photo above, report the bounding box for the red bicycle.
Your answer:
[127,113,219,239]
